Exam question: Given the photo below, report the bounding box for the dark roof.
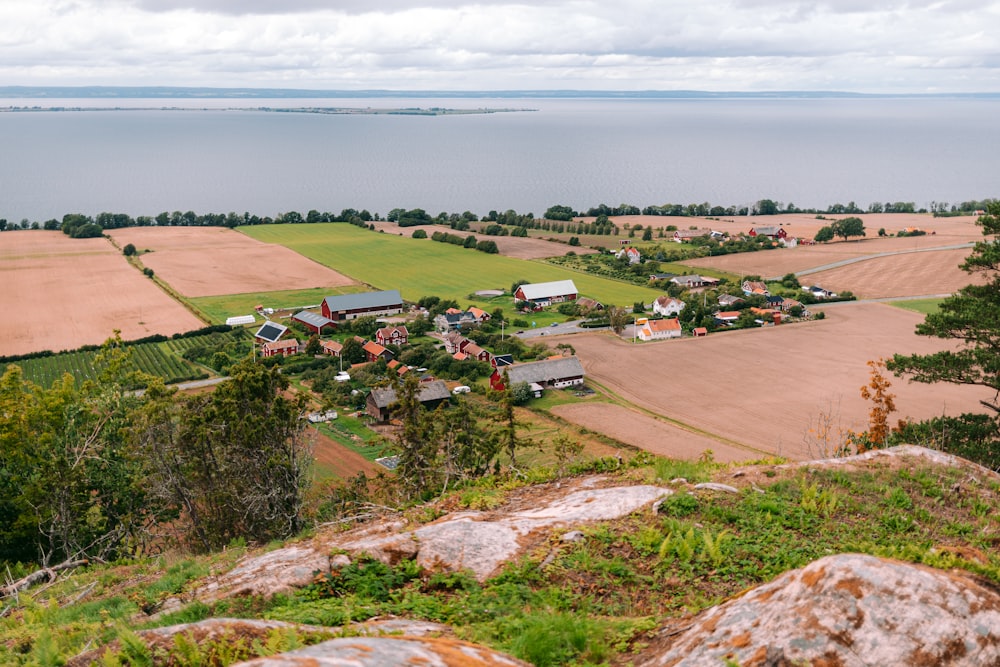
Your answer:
[254,321,288,343]
[369,380,451,409]
[323,290,403,313]
[293,311,336,329]
[504,357,585,385]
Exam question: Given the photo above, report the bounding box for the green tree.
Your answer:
[123,243,137,256]
[137,359,310,552]
[888,202,1000,417]
[0,336,165,565]
[393,374,439,498]
[608,306,629,335]
[814,226,835,243]
[832,216,866,241]
[642,227,653,241]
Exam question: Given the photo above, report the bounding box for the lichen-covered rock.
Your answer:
[183,476,671,604]
[232,636,530,666]
[642,553,1000,667]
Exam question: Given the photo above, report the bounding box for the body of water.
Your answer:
[0,97,997,223]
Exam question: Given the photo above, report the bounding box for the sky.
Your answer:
[1,0,998,93]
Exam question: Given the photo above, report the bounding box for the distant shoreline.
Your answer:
[0,106,534,116]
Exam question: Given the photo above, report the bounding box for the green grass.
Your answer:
[240,224,662,306]
[889,298,943,315]
[190,286,368,324]
[5,456,1000,666]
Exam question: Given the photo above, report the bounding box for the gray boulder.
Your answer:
[641,553,1000,666]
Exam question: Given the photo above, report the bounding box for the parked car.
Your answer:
[452,385,471,395]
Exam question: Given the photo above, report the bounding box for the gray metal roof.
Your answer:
[503,357,585,385]
[323,290,403,313]
[370,380,451,409]
[293,311,336,328]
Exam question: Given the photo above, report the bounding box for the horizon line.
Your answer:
[2,85,1000,99]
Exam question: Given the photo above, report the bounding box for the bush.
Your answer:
[123,243,137,256]
[411,229,427,239]
[143,267,155,278]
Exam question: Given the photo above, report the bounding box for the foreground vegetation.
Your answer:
[2,452,1000,665]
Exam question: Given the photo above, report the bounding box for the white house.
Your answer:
[636,317,682,341]
[652,296,686,317]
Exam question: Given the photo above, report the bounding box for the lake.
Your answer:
[0,96,997,223]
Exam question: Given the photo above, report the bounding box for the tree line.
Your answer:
[2,197,995,234]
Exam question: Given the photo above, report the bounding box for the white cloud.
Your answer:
[0,0,997,92]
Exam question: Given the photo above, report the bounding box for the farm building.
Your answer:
[748,226,788,240]
[375,325,409,347]
[636,317,682,341]
[670,275,719,289]
[225,314,256,326]
[254,321,288,344]
[652,296,685,317]
[292,311,337,335]
[513,280,578,307]
[362,340,393,363]
[261,339,300,358]
[321,340,343,356]
[321,290,404,321]
[366,379,452,422]
[490,356,585,392]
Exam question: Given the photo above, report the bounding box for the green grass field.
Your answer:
[190,286,367,323]
[889,298,943,315]
[240,224,662,306]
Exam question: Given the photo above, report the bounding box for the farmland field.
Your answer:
[107,227,359,298]
[0,231,205,357]
[0,331,247,388]
[558,302,985,462]
[190,285,369,324]
[240,223,662,306]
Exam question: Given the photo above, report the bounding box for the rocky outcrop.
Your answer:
[233,636,530,666]
[641,553,1000,667]
[186,476,672,604]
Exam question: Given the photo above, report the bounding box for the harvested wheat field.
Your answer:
[677,214,981,281]
[558,303,985,462]
[802,248,972,299]
[107,227,357,298]
[0,231,204,356]
[550,403,763,463]
[370,221,587,259]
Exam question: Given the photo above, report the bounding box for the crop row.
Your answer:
[1,340,209,389]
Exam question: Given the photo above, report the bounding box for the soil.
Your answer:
[308,426,381,479]
[550,402,763,463]
[556,302,985,461]
[107,227,357,298]
[0,231,204,356]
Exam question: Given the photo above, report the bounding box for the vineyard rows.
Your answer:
[0,333,245,388]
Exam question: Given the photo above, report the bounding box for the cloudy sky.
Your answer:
[2,0,998,93]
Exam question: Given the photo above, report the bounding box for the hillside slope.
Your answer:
[4,446,1000,666]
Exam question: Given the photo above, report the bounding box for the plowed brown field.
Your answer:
[558,303,985,461]
[0,231,204,356]
[107,227,357,298]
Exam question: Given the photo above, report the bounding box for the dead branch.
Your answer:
[0,559,88,599]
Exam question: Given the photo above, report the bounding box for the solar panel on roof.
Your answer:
[255,322,287,342]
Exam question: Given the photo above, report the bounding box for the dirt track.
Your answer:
[557,303,985,461]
